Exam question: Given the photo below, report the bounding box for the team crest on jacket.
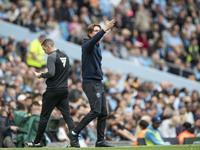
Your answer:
[96,92,101,98]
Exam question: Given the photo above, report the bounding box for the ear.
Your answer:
[89,33,92,38]
[47,45,52,49]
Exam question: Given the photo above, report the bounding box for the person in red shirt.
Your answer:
[137,32,148,50]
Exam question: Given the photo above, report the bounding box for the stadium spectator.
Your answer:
[159,115,181,138]
[5,86,17,102]
[106,113,136,142]
[16,39,29,62]
[187,38,199,67]
[7,3,19,22]
[145,116,169,145]
[0,3,9,21]
[26,35,46,69]
[46,19,61,40]
[106,87,120,111]
[134,4,150,32]
[29,101,41,116]
[133,120,149,146]
[99,0,113,20]
[0,108,19,148]
[68,14,82,43]
[160,104,174,121]
[0,48,6,64]
[13,8,29,27]
[194,62,200,81]
[178,122,195,145]
[167,27,185,62]
[191,117,200,137]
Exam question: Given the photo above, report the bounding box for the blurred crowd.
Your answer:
[1,0,200,148]
[1,0,200,80]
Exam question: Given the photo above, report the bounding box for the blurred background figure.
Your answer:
[178,122,195,145]
[26,35,46,69]
[0,108,19,148]
[145,116,169,145]
[133,120,149,146]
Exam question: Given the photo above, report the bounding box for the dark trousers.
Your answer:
[34,89,75,143]
[74,82,108,142]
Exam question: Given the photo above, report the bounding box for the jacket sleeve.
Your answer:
[83,30,106,53]
[41,54,56,78]
[0,118,10,134]
[145,130,169,145]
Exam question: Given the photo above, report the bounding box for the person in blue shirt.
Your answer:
[145,116,170,145]
[67,20,115,148]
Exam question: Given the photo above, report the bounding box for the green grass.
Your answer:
[1,145,200,150]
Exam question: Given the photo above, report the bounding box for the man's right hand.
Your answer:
[34,71,42,78]
[10,126,19,132]
[103,19,115,32]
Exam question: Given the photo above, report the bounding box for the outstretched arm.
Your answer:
[84,20,115,52]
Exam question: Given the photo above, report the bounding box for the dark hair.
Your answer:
[183,122,192,129]
[41,38,54,47]
[17,102,27,111]
[107,114,115,119]
[195,116,200,121]
[122,90,129,96]
[31,101,40,107]
[87,24,101,38]
[139,120,149,129]
[125,73,134,81]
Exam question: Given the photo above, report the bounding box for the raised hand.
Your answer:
[103,19,115,32]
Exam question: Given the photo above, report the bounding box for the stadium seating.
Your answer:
[137,138,146,145]
[163,138,179,145]
[138,137,180,145]
[183,137,200,145]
